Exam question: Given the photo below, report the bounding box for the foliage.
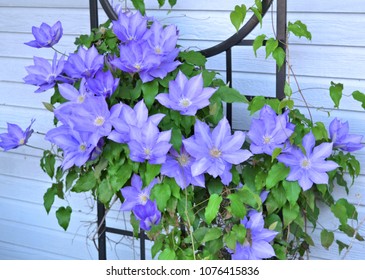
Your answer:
[3,0,364,260]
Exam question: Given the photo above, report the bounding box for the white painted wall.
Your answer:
[0,0,364,259]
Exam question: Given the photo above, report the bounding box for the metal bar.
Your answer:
[276,0,287,100]
[226,48,233,127]
[97,202,107,260]
[89,0,99,29]
[140,230,146,260]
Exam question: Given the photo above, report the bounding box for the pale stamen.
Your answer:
[301,158,311,169]
[177,154,190,167]
[210,147,222,158]
[179,98,192,108]
[94,116,105,126]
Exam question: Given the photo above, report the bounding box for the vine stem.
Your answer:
[185,189,196,260]
[51,46,68,57]
[25,144,46,152]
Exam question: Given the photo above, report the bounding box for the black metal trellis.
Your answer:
[89,0,287,260]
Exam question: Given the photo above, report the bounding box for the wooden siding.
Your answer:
[0,0,364,259]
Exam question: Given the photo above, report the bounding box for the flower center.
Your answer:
[179,98,192,108]
[94,116,105,126]
[210,147,222,158]
[79,143,87,152]
[144,148,151,159]
[155,46,162,54]
[177,153,190,167]
[138,192,149,205]
[263,135,272,144]
[18,138,25,145]
[77,95,85,103]
[300,158,311,169]
[134,63,142,72]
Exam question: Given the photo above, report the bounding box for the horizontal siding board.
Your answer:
[1,0,365,13]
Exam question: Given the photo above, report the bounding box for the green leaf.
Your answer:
[217,86,249,103]
[207,178,224,195]
[42,102,54,112]
[336,240,349,254]
[282,180,301,206]
[109,162,133,192]
[284,81,292,97]
[271,148,282,162]
[227,193,246,219]
[150,183,171,211]
[271,186,287,208]
[65,170,78,191]
[339,224,364,241]
[278,99,294,112]
[97,179,114,205]
[170,127,182,151]
[202,228,223,243]
[321,229,335,249]
[72,172,96,193]
[179,51,207,67]
[168,0,177,8]
[265,38,279,59]
[158,247,176,260]
[312,122,329,141]
[283,202,300,227]
[205,194,222,224]
[202,70,217,87]
[142,80,159,108]
[248,95,266,114]
[288,20,312,40]
[253,34,266,56]
[151,235,165,259]
[272,46,286,69]
[157,0,165,7]
[266,163,290,189]
[144,163,161,186]
[232,224,246,244]
[131,0,145,14]
[240,186,262,209]
[43,186,57,214]
[329,81,343,108]
[352,90,365,109]
[40,151,56,179]
[56,206,72,231]
[331,203,347,225]
[250,7,263,27]
[223,232,237,250]
[230,5,247,31]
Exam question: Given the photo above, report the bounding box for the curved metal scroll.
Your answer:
[98,0,274,58]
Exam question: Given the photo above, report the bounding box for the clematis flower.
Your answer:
[111,41,160,83]
[86,70,120,97]
[120,174,157,211]
[24,53,66,93]
[109,99,165,144]
[247,105,294,155]
[128,119,172,164]
[25,21,63,48]
[112,10,148,43]
[0,119,34,151]
[231,211,277,260]
[57,96,112,146]
[63,45,104,79]
[133,200,161,231]
[329,118,364,152]
[277,132,338,191]
[161,144,205,189]
[45,125,96,170]
[156,71,216,116]
[183,118,252,185]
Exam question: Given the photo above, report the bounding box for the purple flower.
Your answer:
[156,71,216,116]
[45,125,96,170]
[161,144,205,189]
[277,132,338,191]
[86,70,120,97]
[183,118,252,185]
[24,53,66,93]
[128,119,172,164]
[111,41,160,83]
[25,21,63,48]
[58,78,91,103]
[247,105,294,155]
[231,211,277,260]
[112,10,148,43]
[120,174,157,211]
[0,119,34,151]
[109,99,165,144]
[329,118,364,152]
[56,96,112,146]
[63,45,104,79]
[133,200,161,231]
